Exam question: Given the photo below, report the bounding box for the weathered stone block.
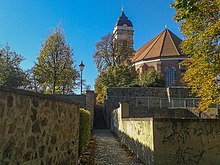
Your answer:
[0,160,9,165]
[50,134,57,145]
[30,107,37,122]
[27,136,36,149]
[39,145,46,158]
[7,124,15,134]
[32,120,41,134]
[40,117,48,127]
[7,95,14,108]
[2,138,15,160]
[0,101,5,119]
[23,151,32,162]
[32,97,39,107]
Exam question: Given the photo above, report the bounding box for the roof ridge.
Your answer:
[132,29,183,63]
[132,30,165,62]
[141,29,166,60]
[158,29,167,57]
[132,38,156,62]
[167,29,181,55]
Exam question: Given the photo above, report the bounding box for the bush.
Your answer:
[138,70,165,87]
[79,108,91,155]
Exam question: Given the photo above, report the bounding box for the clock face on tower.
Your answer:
[123,24,127,27]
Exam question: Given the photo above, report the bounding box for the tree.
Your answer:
[93,33,134,73]
[0,44,26,88]
[22,68,42,92]
[34,25,79,94]
[94,64,137,103]
[171,0,220,110]
[138,70,165,87]
[94,72,107,104]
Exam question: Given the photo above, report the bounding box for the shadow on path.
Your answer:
[93,129,144,165]
[94,105,107,129]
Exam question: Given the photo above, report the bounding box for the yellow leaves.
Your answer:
[182,57,219,110]
[172,0,220,110]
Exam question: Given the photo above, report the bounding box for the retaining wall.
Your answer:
[104,87,167,128]
[113,105,220,165]
[0,87,80,165]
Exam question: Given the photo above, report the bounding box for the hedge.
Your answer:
[79,108,91,154]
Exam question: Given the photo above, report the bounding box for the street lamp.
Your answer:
[79,61,85,95]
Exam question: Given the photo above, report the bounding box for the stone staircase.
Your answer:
[93,104,107,129]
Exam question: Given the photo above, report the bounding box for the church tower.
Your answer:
[113,7,134,48]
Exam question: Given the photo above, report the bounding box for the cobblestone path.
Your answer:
[94,129,144,165]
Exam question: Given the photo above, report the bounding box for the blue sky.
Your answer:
[0,0,181,93]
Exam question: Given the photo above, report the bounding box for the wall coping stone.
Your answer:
[122,118,153,121]
[167,86,190,89]
[108,87,166,90]
[122,117,220,122]
[153,117,220,122]
[0,86,80,105]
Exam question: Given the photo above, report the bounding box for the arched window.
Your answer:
[165,66,176,87]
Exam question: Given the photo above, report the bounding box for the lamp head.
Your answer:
[79,61,85,71]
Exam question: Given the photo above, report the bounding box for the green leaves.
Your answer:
[138,70,165,87]
[93,32,135,103]
[95,65,138,103]
[33,25,79,94]
[79,108,91,154]
[0,45,26,88]
[93,33,134,73]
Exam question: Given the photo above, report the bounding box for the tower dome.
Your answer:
[115,10,133,27]
[113,8,134,47]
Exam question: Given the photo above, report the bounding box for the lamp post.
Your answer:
[79,61,85,95]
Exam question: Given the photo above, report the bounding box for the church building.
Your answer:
[113,9,186,87]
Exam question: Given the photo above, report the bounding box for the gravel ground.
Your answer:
[94,129,144,165]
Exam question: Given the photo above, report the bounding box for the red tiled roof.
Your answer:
[132,29,184,63]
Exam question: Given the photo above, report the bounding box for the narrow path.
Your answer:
[93,129,144,165]
[94,104,107,129]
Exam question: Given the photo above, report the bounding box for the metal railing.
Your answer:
[107,96,219,109]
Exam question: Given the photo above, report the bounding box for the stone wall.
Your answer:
[104,87,167,128]
[55,94,86,108]
[0,87,80,165]
[105,87,204,128]
[167,86,193,98]
[55,90,96,130]
[113,106,220,165]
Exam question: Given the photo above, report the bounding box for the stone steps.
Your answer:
[94,105,107,129]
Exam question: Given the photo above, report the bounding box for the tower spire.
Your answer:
[122,5,124,12]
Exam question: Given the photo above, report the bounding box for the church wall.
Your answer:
[134,60,184,86]
[134,62,158,74]
[160,60,184,86]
